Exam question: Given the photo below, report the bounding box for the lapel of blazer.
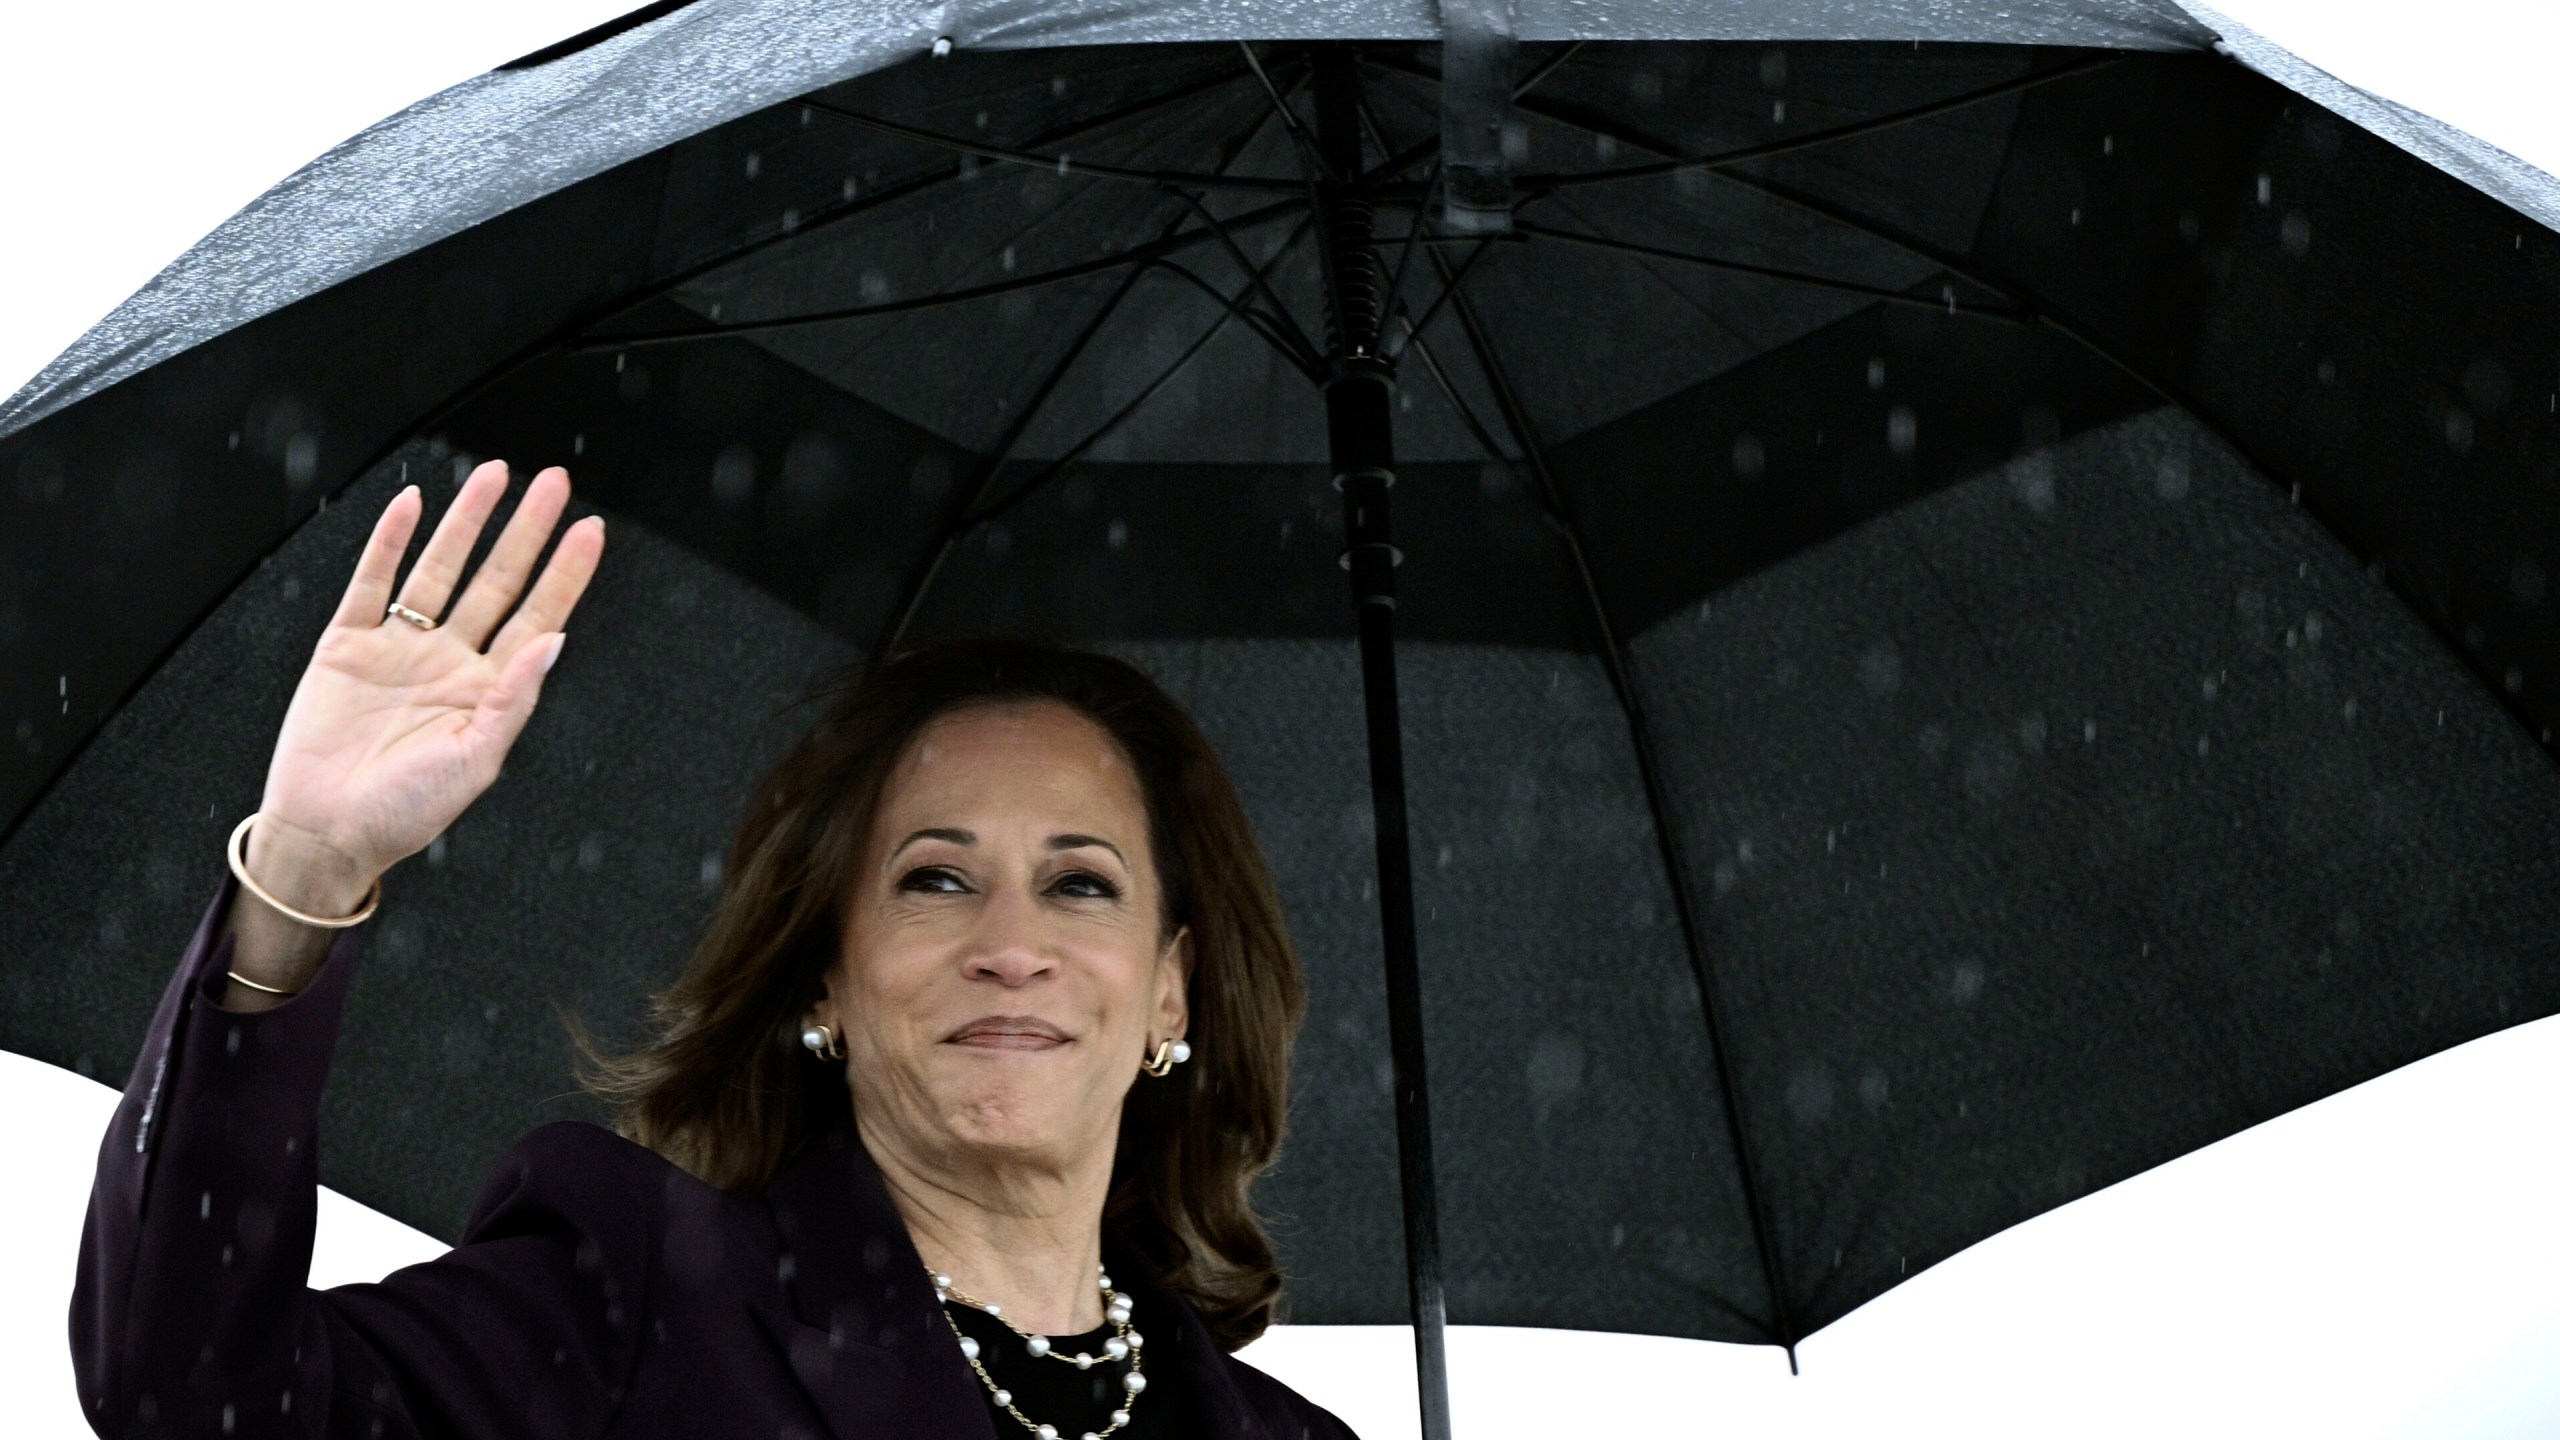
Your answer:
[755,1126,996,1440]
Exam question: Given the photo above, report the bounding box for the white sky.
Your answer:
[5,4,2560,1437]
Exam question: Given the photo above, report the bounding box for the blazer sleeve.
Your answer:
[70,871,656,1440]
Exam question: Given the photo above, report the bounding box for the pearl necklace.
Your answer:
[932,1265,1148,1440]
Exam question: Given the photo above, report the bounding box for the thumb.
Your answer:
[473,632,566,757]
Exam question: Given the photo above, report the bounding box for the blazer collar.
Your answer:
[755,1124,1266,1440]
[756,1125,995,1440]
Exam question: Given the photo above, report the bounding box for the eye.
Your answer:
[1051,870,1121,900]
[899,866,969,894]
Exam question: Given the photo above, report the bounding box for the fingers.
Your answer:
[329,485,424,629]
[443,465,572,649]
[486,513,606,665]
[393,460,510,623]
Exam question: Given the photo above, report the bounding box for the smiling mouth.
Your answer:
[946,1016,1072,1051]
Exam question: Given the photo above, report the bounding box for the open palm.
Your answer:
[257,460,605,881]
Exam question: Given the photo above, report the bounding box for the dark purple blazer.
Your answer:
[71,872,1359,1440]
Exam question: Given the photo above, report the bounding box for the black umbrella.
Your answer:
[8,8,2560,1438]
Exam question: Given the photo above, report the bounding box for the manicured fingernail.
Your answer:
[542,633,566,673]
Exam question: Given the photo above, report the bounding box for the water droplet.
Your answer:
[711,444,757,507]
[1730,432,1766,479]
[1785,1061,1834,1122]
[1948,962,1984,1004]
[1858,641,1901,697]
[283,433,319,488]
[2513,558,2548,606]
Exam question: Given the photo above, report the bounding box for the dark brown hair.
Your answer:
[578,636,1305,1350]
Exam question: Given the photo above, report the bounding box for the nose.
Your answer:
[961,885,1056,987]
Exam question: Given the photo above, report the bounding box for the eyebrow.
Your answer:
[887,828,1128,867]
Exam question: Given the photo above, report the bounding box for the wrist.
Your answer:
[243,814,381,916]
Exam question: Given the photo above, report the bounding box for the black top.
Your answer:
[947,1301,1193,1440]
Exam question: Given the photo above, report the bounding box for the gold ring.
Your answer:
[386,601,438,631]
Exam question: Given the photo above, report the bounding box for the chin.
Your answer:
[941,1075,1087,1157]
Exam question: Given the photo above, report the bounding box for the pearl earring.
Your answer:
[1140,1037,1192,1077]
[801,1023,844,1061]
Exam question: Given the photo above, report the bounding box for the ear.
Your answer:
[1154,924,1194,1041]
[807,954,845,1030]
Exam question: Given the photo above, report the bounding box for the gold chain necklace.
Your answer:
[932,1265,1149,1440]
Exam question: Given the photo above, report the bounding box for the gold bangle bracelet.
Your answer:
[227,813,383,930]
[224,969,299,997]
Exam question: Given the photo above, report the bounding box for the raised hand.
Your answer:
[223,460,604,1006]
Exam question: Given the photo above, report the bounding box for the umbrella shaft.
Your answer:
[1315,45,1455,1440]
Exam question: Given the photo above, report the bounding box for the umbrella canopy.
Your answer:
[7,3,2560,1429]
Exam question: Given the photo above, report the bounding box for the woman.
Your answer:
[71,460,1358,1440]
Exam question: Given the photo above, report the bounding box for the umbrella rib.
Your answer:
[1510,51,2127,192]
[1348,92,1449,372]
[1148,258,1328,383]
[872,115,1317,657]
[868,233,1177,660]
[1163,188,1327,373]
[1239,41,1335,185]
[1421,244,1809,1370]
[968,218,1318,533]
[1512,40,1584,100]
[570,198,1305,349]
[1540,191,1768,358]
[1382,236,1499,359]
[1395,324,1512,464]
[1512,219,2033,322]
[576,63,1261,335]
[1353,37,1583,101]
[1498,85,2033,310]
[801,97,1305,194]
[1374,160,1444,341]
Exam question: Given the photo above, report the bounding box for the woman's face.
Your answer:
[821,700,1191,1179]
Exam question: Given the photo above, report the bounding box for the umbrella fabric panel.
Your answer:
[1967,53,2560,766]
[1545,297,2160,642]
[894,449,1586,648]
[0,0,939,436]
[645,49,1309,461]
[1621,405,2560,1336]
[0,440,856,1235]
[1348,44,2017,456]
[2190,0,2560,237]
[435,336,978,650]
[0,161,672,841]
[1396,645,1771,1341]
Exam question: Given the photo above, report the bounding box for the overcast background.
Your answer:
[4,4,2559,1437]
